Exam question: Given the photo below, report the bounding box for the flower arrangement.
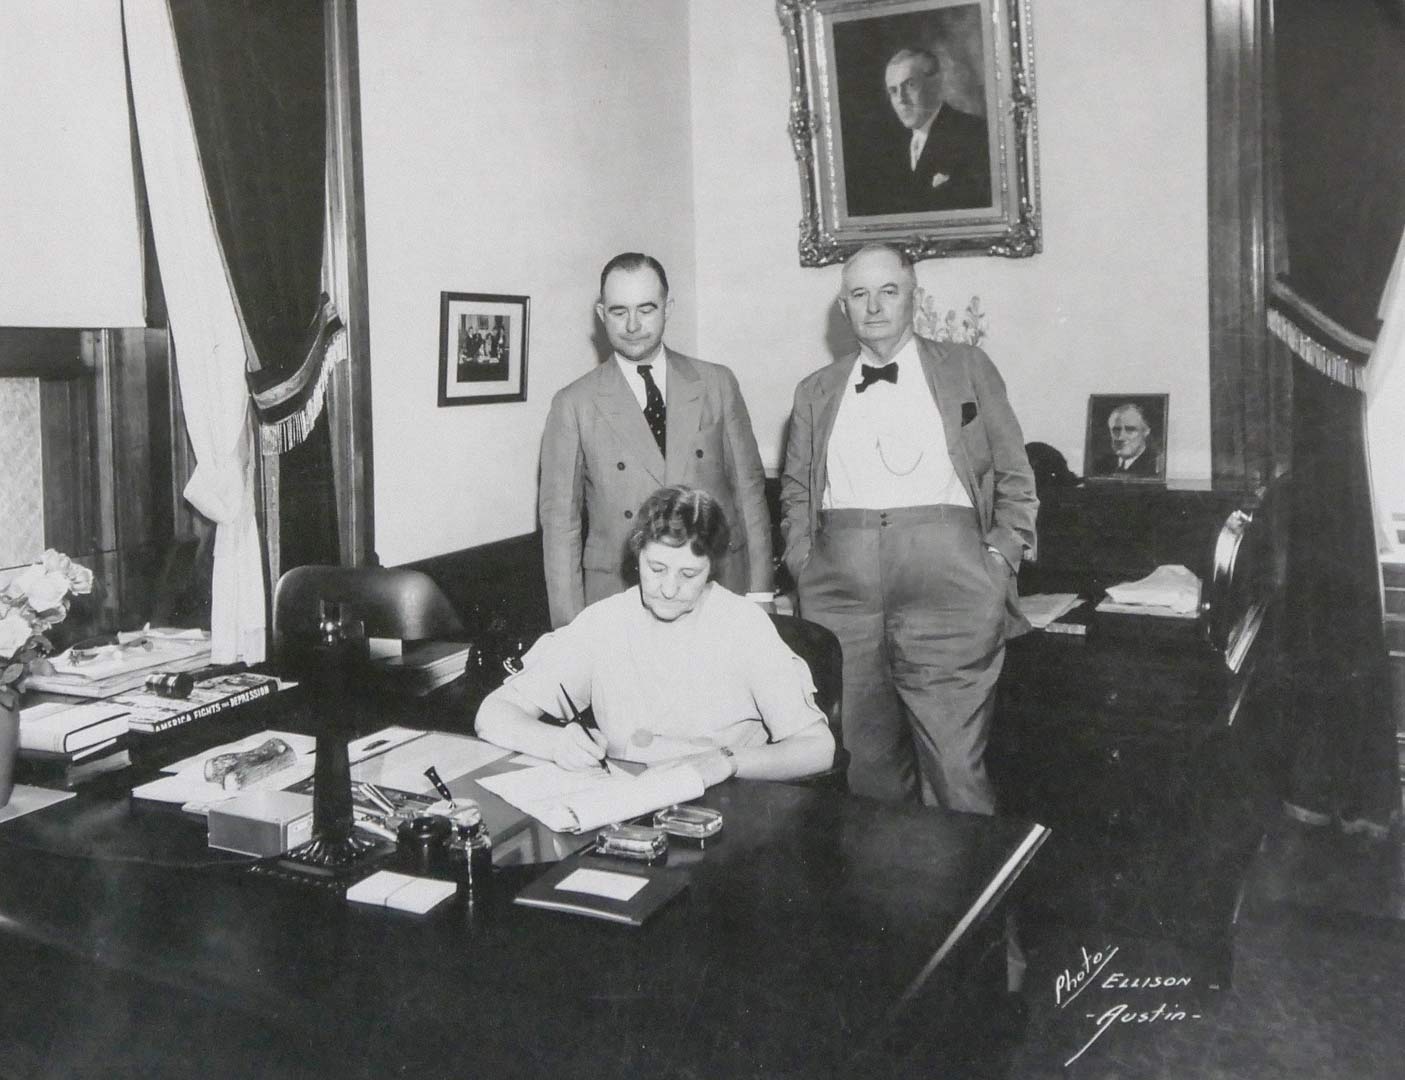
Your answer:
[0,550,95,711]
[914,293,988,347]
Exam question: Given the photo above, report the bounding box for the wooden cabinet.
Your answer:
[990,481,1286,987]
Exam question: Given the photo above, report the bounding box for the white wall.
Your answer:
[688,0,1211,478]
[0,0,144,328]
[359,0,696,565]
[364,0,1212,563]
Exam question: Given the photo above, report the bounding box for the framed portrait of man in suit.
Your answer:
[778,0,1039,266]
[1084,394,1170,484]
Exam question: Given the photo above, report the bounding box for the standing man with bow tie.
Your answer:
[780,242,1036,811]
[539,252,774,629]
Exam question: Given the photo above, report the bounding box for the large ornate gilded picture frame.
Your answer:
[778,0,1039,266]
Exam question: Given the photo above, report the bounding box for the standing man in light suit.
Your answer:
[780,243,1036,812]
[539,252,774,629]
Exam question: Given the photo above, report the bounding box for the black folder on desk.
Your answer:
[514,853,688,926]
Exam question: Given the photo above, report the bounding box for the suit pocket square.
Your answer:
[931,172,951,189]
[961,401,979,425]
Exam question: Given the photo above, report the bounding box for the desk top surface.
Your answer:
[0,716,1045,1080]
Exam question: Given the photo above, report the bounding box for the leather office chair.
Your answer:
[768,613,848,790]
[271,564,466,676]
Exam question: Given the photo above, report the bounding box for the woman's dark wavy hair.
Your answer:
[622,486,731,582]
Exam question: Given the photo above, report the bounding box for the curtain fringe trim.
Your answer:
[258,324,347,455]
[1268,309,1366,391]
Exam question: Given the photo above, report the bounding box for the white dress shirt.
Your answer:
[823,336,972,511]
[614,348,667,408]
[908,105,943,170]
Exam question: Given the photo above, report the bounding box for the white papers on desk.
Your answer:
[25,631,211,697]
[132,730,315,814]
[557,867,649,901]
[1100,565,1202,616]
[352,731,508,792]
[477,762,706,834]
[346,871,457,914]
[0,784,76,824]
[133,727,508,815]
[346,726,427,764]
[1016,593,1083,629]
[160,731,318,774]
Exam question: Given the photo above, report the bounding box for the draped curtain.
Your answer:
[1280,350,1397,829]
[125,0,347,658]
[123,0,266,662]
[1268,0,1403,831]
[165,0,344,454]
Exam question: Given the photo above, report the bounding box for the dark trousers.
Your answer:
[797,505,1005,814]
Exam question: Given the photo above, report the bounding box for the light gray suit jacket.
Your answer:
[780,336,1038,635]
[539,349,773,628]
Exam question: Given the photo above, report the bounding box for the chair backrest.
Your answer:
[272,565,465,671]
[768,613,843,756]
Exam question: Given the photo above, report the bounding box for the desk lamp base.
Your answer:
[272,832,382,885]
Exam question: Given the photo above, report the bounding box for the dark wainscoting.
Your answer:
[400,531,551,638]
[398,532,551,716]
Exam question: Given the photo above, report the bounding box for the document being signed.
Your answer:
[477,762,705,834]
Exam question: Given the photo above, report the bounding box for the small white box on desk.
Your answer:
[207,789,314,856]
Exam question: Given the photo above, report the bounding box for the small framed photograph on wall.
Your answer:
[438,291,529,407]
[1084,394,1169,483]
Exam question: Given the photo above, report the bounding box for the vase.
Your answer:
[0,700,18,808]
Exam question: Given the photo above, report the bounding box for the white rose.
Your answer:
[66,562,95,594]
[42,549,73,576]
[0,610,32,658]
[22,568,70,613]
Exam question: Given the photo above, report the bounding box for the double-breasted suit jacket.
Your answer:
[539,349,773,628]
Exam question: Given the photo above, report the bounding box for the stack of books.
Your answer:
[24,631,212,698]
[18,700,132,787]
[16,672,283,790]
[109,672,279,735]
[372,641,473,697]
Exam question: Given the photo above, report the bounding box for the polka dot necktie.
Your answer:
[637,364,667,456]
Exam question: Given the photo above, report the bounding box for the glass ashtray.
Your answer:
[594,822,669,862]
[652,804,723,840]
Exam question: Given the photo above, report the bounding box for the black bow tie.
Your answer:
[855,362,898,393]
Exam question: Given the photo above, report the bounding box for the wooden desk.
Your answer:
[0,728,1046,1079]
[990,481,1286,987]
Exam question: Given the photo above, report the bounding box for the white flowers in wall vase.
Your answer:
[914,293,988,347]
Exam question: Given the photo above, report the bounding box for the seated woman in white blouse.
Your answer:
[474,486,835,788]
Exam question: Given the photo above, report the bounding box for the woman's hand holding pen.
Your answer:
[552,722,609,772]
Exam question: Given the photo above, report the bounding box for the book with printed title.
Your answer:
[111,673,278,734]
